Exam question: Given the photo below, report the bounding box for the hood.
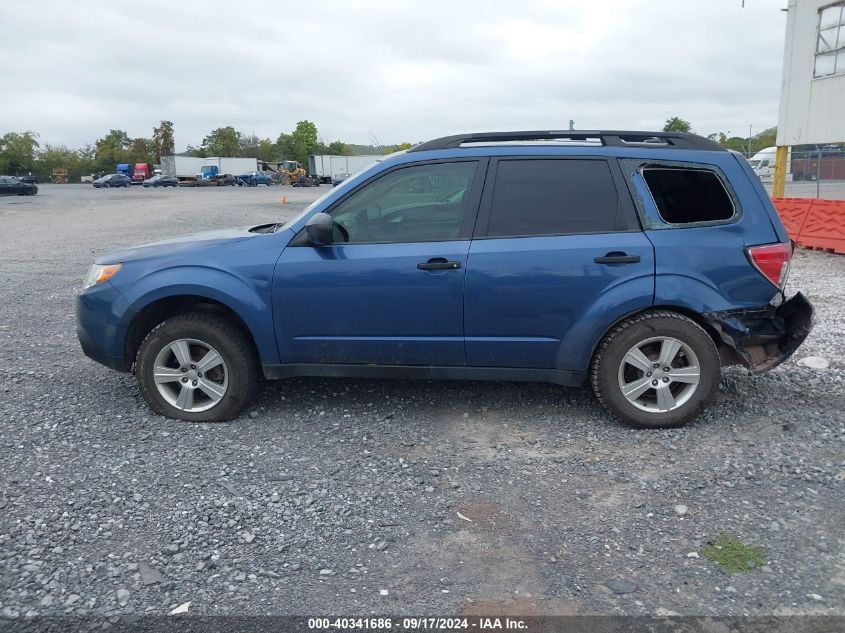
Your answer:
[95,225,266,264]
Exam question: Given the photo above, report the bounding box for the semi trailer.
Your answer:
[308,154,387,184]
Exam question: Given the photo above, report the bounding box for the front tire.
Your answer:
[136,313,260,422]
[590,311,720,429]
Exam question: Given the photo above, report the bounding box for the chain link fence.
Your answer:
[764,150,845,200]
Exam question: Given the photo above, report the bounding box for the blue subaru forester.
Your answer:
[76,130,813,428]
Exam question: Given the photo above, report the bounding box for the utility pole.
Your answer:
[569,120,575,131]
[748,124,753,158]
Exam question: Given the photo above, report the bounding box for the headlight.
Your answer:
[82,263,122,290]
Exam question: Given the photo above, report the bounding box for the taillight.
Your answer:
[746,242,792,289]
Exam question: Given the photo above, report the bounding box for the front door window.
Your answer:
[330,161,479,243]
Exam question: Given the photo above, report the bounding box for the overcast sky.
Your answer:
[0,0,788,151]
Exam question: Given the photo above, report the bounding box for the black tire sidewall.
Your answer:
[592,315,720,429]
[136,315,258,422]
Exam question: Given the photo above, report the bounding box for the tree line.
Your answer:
[662,116,777,156]
[2,116,789,183]
[0,120,413,182]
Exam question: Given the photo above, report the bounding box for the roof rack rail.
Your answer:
[409,130,725,152]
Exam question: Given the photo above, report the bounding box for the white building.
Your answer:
[777,0,845,146]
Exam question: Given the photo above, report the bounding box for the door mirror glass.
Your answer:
[305,212,333,246]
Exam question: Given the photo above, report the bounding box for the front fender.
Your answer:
[118,265,279,365]
[556,275,654,371]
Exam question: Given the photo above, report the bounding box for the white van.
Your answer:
[747,146,791,181]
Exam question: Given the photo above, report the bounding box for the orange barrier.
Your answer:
[772,197,845,255]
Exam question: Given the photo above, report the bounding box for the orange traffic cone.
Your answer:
[281,195,287,205]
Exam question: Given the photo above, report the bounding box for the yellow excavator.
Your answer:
[261,160,306,185]
[279,160,306,185]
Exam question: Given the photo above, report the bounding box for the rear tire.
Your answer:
[590,311,720,429]
[136,313,260,422]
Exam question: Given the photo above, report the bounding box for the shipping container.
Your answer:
[308,155,386,184]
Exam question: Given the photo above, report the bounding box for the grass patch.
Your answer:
[701,534,766,573]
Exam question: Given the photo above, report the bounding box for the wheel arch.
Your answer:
[124,294,264,371]
[587,304,740,371]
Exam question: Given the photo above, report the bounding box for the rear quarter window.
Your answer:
[642,167,735,224]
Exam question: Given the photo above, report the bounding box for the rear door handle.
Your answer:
[417,258,462,270]
[594,252,641,264]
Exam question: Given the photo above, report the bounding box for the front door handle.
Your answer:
[594,252,641,264]
[417,258,462,271]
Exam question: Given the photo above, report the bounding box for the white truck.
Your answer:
[308,154,387,184]
[747,146,792,181]
[160,156,207,180]
[160,156,259,180]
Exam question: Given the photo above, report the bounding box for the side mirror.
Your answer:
[305,212,333,246]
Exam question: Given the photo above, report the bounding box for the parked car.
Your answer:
[0,175,38,195]
[332,173,350,187]
[237,171,273,187]
[76,129,813,428]
[92,174,131,188]
[142,175,179,188]
[209,173,237,186]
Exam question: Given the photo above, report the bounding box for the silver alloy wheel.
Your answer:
[152,338,228,413]
[617,336,701,413]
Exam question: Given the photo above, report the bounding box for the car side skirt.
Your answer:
[262,363,585,386]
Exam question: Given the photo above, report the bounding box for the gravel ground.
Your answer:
[0,185,843,618]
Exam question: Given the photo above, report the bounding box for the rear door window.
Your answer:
[642,167,735,224]
[485,159,626,237]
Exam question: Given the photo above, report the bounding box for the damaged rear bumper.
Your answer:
[703,292,814,374]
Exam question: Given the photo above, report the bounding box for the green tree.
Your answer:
[201,126,242,157]
[325,140,350,155]
[707,132,745,152]
[275,132,294,160]
[381,142,413,153]
[95,129,131,172]
[751,126,777,155]
[662,117,693,133]
[289,120,319,163]
[0,131,40,175]
[127,137,156,166]
[257,138,276,162]
[184,144,207,158]
[152,120,175,161]
[234,134,277,161]
[707,129,776,156]
[37,144,96,182]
